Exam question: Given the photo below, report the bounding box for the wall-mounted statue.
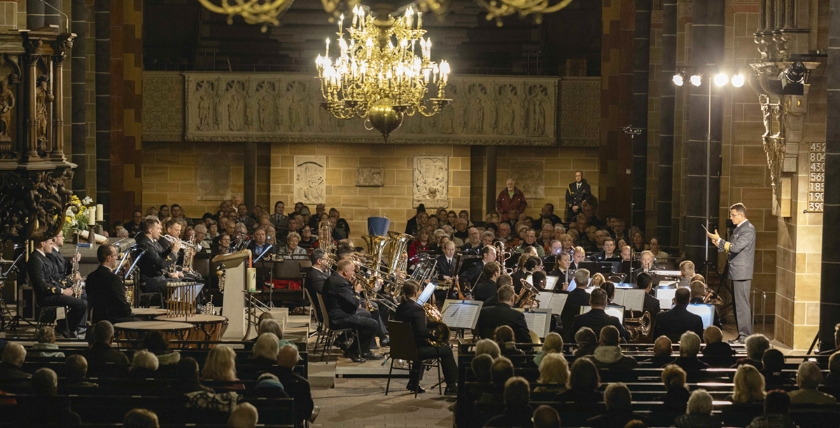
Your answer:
[36,75,53,143]
[0,80,15,142]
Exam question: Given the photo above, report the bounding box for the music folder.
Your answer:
[687,304,715,329]
[544,275,560,291]
[613,289,645,312]
[440,300,484,330]
[417,282,437,305]
[655,287,677,310]
[514,307,553,338]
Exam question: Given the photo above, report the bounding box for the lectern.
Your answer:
[212,250,252,340]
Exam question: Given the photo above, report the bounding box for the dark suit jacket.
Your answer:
[476,303,530,343]
[511,270,528,294]
[86,265,132,323]
[321,271,359,324]
[472,279,497,303]
[653,305,704,342]
[565,179,591,218]
[274,366,314,427]
[394,300,433,349]
[569,308,629,342]
[135,234,175,282]
[643,291,661,317]
[27,250,64,301]
[435,255,456,280]
[305,267,330,295]
[560,288,591,340]
[48,248,70,278]
[82,343,130,366]
[591,251,621,262]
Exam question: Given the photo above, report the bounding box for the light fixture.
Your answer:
[714,73,729,87]
[690,74,703,87]
[315,6,451,142]
[197,0,295,33]
[475,0,575,26]
[731,74,745,88]
[672,73,684,87]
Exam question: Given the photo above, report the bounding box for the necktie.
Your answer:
[577,183,580,190]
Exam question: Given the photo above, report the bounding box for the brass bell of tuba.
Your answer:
[423,302,451,347]
[625,310,652,343]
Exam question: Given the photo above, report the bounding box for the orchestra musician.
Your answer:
[28,237,87,338]
[549,252,572,289]
[570,246,586,271]
[460,245,497,289]
[47,232,88,333]
[472,262,501,304]
[511,256,541,294]
[85,245,134,324]
[564,171,591,222]
[475,285,530,343]
[435,241,457,282]
[321,260,382,363]
[306,249,330,320]
[394,280,458,395]
[136,217,182,295]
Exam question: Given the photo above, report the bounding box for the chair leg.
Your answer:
[437,360,443,395]
[385,359,394,395]
[411,361,420,398]
[354,330,362,357]
[322,331,332,364]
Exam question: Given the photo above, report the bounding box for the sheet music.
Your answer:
[441,300,483,329]
[525,274,533,285]
[614,289,645,312]
[520,309,552,338]
[655,287,677,309]
[545,275,559,291]
[538,292,554,307]
[687,304,715,329]
[546,293,568,315]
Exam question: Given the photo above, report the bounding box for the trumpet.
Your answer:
[162,234,201,250]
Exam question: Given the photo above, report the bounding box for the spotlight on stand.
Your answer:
[780,61,807,95]
[731,74,745,88]
[672,73,685,87]
[714,73,729,87]
[690,74,703,87]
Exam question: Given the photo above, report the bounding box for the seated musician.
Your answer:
[86,245,135,324]
[591,237,621,261]
[47,230,88,331]
[568,288,629,342]
[472,262,501,304]
[636,272,661,317]
[620,245,632,262]
[654,288,704,343]
[549,252,572,287]
[560,269,593,341]
[639,250,658,272]
[394,280,458,395]
[475,285,531,343]
[306,249,330,320]
[461,245,497,290]
[512,256,541,295]
[321,260,382,362]
[247,228,273,259]
[136,217,182,294]
[679,260,696,288]
[435,241,457,283]
[279,232,307,256]
[28,237,88,338]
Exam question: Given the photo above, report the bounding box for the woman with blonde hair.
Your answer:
[657,364,690,413]
[731,365,766,404]
[534,353,570,394]
[533,332,563,367]
[202,345,244,389]
[252,333,280,366]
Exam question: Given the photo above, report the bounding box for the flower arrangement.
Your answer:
[63,195,94,238]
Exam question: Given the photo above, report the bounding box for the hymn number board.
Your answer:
[808,143,825,213]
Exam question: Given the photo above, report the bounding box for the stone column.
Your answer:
[631,0,652,233]
[485,146,497,216]
[50,35,73,163]
[94,0,111,220]
[244,142,257,208]
[818,0,840,349]
[27,0,45,30]
[22,39,42,163]
[71,0,87,196]
[656,0,677,245]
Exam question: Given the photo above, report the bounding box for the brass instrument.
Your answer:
[422,302,451,347]
[515,278,540,308]
[124,279,135,308]
[385,231,412,274]
[494,241,513,274]
[625,310,652,343]
[181,235,198,275]
[70,246,85,298]
[318,221,336,262]
[216,264,227,292]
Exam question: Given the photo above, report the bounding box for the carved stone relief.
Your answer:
[559,77,600,147]
[197,155,232,201]
[294,156,326,205]
[0,55,20,148]
[143,72,184,141]
[509,160,545,199]
[356,167,384,187]
[413,156,448,209]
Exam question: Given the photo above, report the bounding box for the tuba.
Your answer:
[423,302,451,347]
[515,278,540,308]
[385,232,412,273]
[625,310,652,343]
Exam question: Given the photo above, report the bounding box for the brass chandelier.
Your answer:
[315,5,451,141]
[476,0,574,26]
[197,0,296,32]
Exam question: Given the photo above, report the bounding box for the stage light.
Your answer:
[672,74,684,87]
[690,74,703,87]
[731,74,745,88]
[714,73,729,87]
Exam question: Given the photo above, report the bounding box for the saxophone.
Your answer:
[71,246,85,298]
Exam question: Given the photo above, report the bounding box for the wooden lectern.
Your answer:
[212,250,252,340]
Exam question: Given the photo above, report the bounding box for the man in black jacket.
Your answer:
[653,288,704,342]
[560,269,593,341]
[86,245,134,324]
[568,288,629,342]
[461,245,496,289]
[636,272,661,318]
[321,260,381,362]
[394,281,458,394]
[28,238,87,338]
[472,262,501,304]
[276,344,315,427]
[435,241,457,282]
[592,238,621,262]
[82,321,130,367]
[136,217,181,294]
[476,285,530,343]
[564,170,591,222]
[306,249,331,320]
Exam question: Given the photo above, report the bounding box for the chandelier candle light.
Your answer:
[315,5,451,141]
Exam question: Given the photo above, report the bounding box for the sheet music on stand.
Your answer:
[440,300,484,330]
[514,308,552,338]
[655,287,677,310]
[545,293,568,316]
[544,275,559,291]
[613,289,645,312]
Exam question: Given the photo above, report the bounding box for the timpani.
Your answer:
[154,314,228,348]
[131,307,169,321]
[113,321,194,349]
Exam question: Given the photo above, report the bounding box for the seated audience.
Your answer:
[789,361,837,405]
[702,326,735,364]
[555,358,603,407]
[589,325,638,373]
[123,408,160,428]
[472,354,494,386]
[657,364,690,413]
[761,349,794,391]
[569,288,629,342]
[275,344,315,427]
[83,320,130,366]
[479,357,514,409]
[826,350,840,386]
[143,330,180,366]
[735,334,771,369]
[532,405,561,428]
[746,390,797,428]
[475,338,502,359]
[202,345,245,390]
[534,353,569,395]
[26,368,81,426]
[476,285,530,343]
[228,402,259,428]
[533,332,563,367]
[674,389,720,428]
[653,288,704,342]
[130,350,160,379]
[29,327,65,358]
[169,357,214,395]
[60,355,99,394]
[586,383,649,427]
[251,332,280,367]
[483,377,533,428]
[573,327,598,357]
[494,325,525,356]
[653,335,673,362]
[667,331,708,382]
[0,343,31,392]
[730,365,767,404]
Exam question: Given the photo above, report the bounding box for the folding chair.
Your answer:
[316,293,360,364]
[385,320,442,397]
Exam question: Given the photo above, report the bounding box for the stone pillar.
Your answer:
[631,0,652,233]
[71,0,87,196]
[684,0,725,271]
[656,0,677,245]
[485,146,497,216]
[819,0,840,349]
[27,0,45,30]
[94,0,111,221]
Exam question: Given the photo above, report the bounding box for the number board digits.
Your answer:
[808,143,825,213]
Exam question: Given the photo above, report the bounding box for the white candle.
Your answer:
[88,207,96,226]
[96,204,104,221]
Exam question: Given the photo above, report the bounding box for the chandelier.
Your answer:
[315,5,451,141]
[475,0,574,26]
[197,0,296,32]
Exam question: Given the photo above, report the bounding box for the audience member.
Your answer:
[60,355,99,394]
[130,350,160,379]
[667,331,709,382]
[142,330,180,366]
[702,326,735,364]
[555,358,603,407]
[589,325,638,373]
[483,377,533,427]
[534,353,569,394]
[169,357,214,395]
[657,364,690,413]
[475,338,502,359]
[532,405,561,428]
[569,288,629,342]
[653,288,704,342]
[228,402,259,428]
[202,345,244,389]
[746,390,797,428]
[252,333,280,367]
[761,349,794,391]
[735,334,771,369]
[246,372,288,398]
[826,351,840,386]
[789,361,837,404]
[29,368,82,426]
[674,389,720,428]
[123,409,160,428]
[494,325,525,356]
[275,344,315,427]
[29,326,65,358]
[0,343,31,392]
[730,365,766,404]
[653,335,673,358]
[573,327,598,357]
[478,357,515,408]
[83,320,130,366]
[586,383,649,427]
[533,332,563,367]
[471,354,494,385]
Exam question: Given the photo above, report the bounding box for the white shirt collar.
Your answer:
[36,249,46,257]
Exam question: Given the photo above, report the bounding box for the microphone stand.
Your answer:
[1,250,30,331]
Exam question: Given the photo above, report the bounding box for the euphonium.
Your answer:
[361,234,390,274]
[514,278,540,308]
[423,302,451,347]
[494,241,513,274]
[625,310,652,343]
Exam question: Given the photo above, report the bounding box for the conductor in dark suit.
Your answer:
[653,288,704,343]
[322,260,381,362]
[476,285,530,343]
[569,288,629,342]
[135,218,181,294]
[707,202,756,343]
[564,170,591,222]
[560,269,593,341]
[85,245,134,324]
[636,273,661,318]
[394,280,458,394]
[27,238,87,338]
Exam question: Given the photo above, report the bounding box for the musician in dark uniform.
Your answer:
[28,238,87,338]
[460,245,496,290]
[47,230,88,330]
[568,288,629,342]
[85,245,134,324]
[475,285,530,343]
[564,170,591,222]
[560,269,593,341]
[433,241,458,303]
[322,260,382,363]
[653,288,704,343]
[136,217,182,294]
[394,280,458,394]
[636,272,661,317]
[472,262,501,304]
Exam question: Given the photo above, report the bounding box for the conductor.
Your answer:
[706,203,755,343]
